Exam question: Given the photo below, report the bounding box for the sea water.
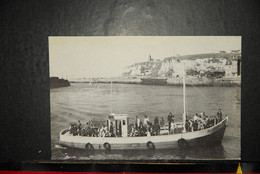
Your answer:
[51,83,240,160]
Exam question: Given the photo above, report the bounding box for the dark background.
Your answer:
[0,0,259,172]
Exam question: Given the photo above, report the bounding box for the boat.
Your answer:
[140,77,167,85]
[59,66,228,152]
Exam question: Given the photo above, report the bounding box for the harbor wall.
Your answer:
[50,77,71,88]
[70,77,240,87]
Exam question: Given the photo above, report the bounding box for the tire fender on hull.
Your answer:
[177,138,189,148]
[85,143,94,151]
[147,141,155,150]
[103,142,111,152]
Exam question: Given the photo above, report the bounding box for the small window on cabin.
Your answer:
[123,120,126,125]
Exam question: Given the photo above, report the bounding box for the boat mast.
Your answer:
[110,80,113,113]
[182,63,186,132]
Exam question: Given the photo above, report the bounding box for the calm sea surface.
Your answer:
[51,83,240,161]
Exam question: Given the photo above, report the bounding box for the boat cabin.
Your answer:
[107,113,129,137]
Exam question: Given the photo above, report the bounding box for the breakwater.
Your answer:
[69,77,240,87]
[50,77,71,88]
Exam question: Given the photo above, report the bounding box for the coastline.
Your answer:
[69,77,241,87]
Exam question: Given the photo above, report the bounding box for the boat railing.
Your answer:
[173,122,184,128]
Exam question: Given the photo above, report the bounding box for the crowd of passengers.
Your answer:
[185,108,223,132]
[68,109,223,137]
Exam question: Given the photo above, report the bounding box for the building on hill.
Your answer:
[148,54,154,62]
[122,53,241,79]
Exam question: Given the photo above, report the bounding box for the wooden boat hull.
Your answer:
[59,118,227,150]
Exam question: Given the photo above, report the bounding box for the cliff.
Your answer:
[122,52,241,79]
[50,77,70,88]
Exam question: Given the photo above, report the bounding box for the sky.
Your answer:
[49,36,241,79]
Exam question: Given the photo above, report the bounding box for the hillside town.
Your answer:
[121,51,241,86]
[67,51,241,86]
[122,51,241,79]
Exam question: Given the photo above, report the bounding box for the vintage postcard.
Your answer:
[49,36,241,161]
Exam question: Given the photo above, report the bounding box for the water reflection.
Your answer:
[56,143,225,161]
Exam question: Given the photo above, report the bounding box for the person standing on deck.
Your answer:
[154,116,160,135]
[143,115,149,127]
[110,122,114,137]
[154,116,159,125]
[167,112,174,134]
[77,120,82,135]
[135,115,141,130]
[160,117,165,128]
[217,108,223,121]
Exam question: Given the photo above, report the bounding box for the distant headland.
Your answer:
[50,77,70,88]
[69,52,241,87]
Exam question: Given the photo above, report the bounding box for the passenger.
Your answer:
[129,124,134,137]
[199,112,205,120]
[189,119,194,132]
[213,115,217,125]
[135,115,141,130]
[154,116,159,126]
[202,112,207,120]
[103,126,110,137]
[204,116,209,128]
[100,125,106,137]
[139,122,147,136]
[208,117,214,127]
[185,120,190,132]
[146,131,151,137]
[201,118,206,129]
[89,119,95,128]
[154,123,160,135]
[193,120,198,131]
[143,115,149,127]
[160,117,165,128]
[110,122,115,137]
[170,122,175,134]
[198,120,204,130]
[147,122,153,135]
[68,123,73,134]
[217,108,223,121]
[167,112,174,134]
[92,128,99,137]
[97,126,102,137]
[193,114,199,122]
[77,120,82,135]
[85,122,91,130]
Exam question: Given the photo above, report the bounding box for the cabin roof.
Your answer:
[108,113,129,120]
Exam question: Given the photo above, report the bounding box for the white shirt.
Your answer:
[144,118,149,125]
[136,118,140,127]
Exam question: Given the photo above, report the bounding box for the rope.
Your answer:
[173,85,183,117]
[191,84,226,115]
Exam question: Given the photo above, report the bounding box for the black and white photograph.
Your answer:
[49,36,241,161]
